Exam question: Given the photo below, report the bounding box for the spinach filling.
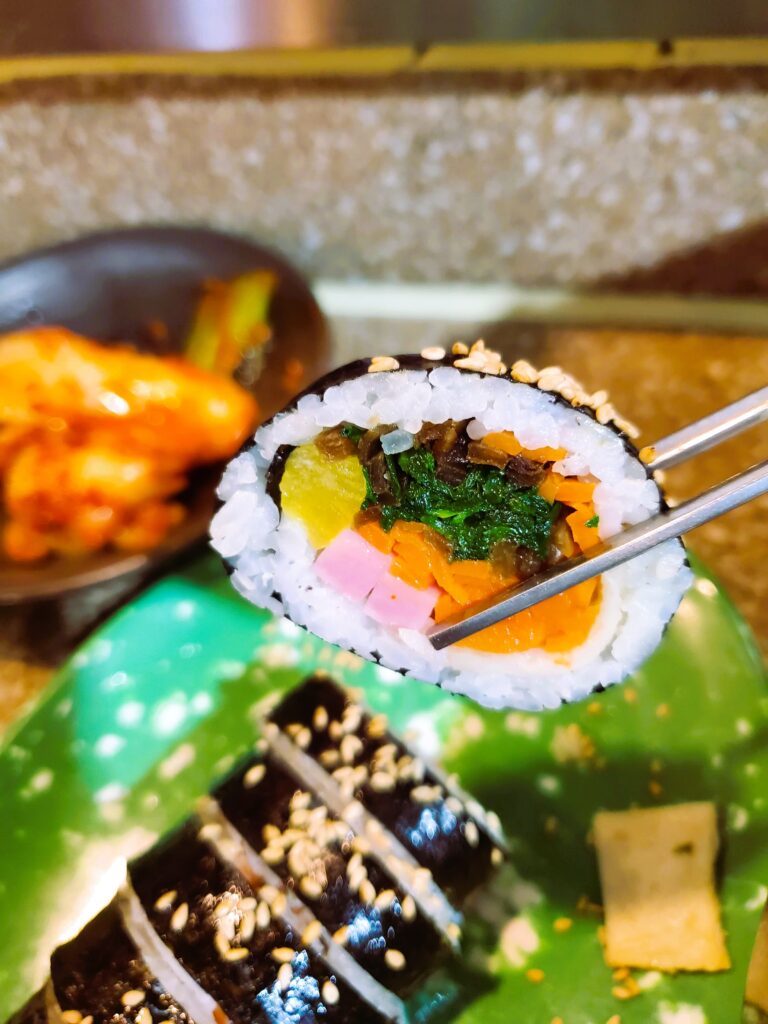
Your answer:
[365,446,560,562]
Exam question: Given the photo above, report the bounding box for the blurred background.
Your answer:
[2,6,768,1023]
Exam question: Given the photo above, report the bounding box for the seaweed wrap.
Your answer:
[212,343,692,710]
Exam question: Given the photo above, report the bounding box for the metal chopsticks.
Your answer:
[427,388,768,650]
[646,385,768,471]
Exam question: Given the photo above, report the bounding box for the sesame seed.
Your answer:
[243,764,266,789]
[374,888,396,911]
[412,783,442,804]
[302,920,323,945]
[464,821,480,847]
[214,931,231,958]
[491,848,504,866]
[420,346,446,361]
[486,810,502,832]
[81,1017,93,1024]
[510,359,539,383]
[121,990,146,1009]
[271,946,296,964]
[447,922,462,942]
[656,703,670,718]
[347,866,367,892]
[153,889,177,912]
[239,909,256,943]
[328,721,343,741]
[551,1018,564,1024]
[526,968,545,983]
[319,749,340,767]
[359,879,376,904]
[135,1010,151,1024]
[368,356,400,373]
[61,1013,82,1024]
[313,706,329,731]
[333,925,349,945]
[607,1017,622,1024]
[554,917,573,933]
[340,734,363,764]
[292,789,312,810]
[170,903,189,932]
[612,986,632,1000]
[444,795,463,815]
[271,892,287,917]
[224,946,249,962]
[296,727,312,750]
[370,771,396,793]
[262,824,281,843]
[366,714,389,738]
[262,845,285,865]
[256,901,271,929]
[623,687,637,704]
[278,963,293,991]
[375,742,398,763]
[401,894,417,921]
[259,884,279,903]
[300,877,324,899]
[452,342,469,356]
[322,980,340,1006]
[385,949,406,971]
[198,823,222,842]
[286,723,303,737]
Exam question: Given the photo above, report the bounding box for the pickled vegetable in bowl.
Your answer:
[0,326,258,562]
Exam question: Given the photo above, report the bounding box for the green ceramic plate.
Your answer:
[1,553,766,1024]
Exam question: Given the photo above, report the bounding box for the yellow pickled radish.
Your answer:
[280,443,367,549]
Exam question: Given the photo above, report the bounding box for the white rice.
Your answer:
[211,368,692,710]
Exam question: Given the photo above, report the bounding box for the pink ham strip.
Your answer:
[314,528,392,601]
[365,574,440,631]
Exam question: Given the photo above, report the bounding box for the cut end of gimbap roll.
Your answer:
[212,343,692,710]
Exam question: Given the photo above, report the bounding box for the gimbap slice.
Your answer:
[130,820,401,1024]
[268,677,506,904]
[212,344,691,710]
[215,750,448,994]
[49,901,196,1024]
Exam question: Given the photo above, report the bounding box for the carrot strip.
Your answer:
[554,479,596,504]
[566,505,601,552]
[538,472,563,504]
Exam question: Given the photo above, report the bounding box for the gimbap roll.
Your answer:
[10,675,505,1024]
[48,901,197,1024]
[212,343,692,710]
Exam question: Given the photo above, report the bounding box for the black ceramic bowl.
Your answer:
[0,226,330,602]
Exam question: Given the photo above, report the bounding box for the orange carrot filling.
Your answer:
[356,430,603,655]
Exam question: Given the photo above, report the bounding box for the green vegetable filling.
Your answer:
[370,447,560,561]
[584,514,600,528]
